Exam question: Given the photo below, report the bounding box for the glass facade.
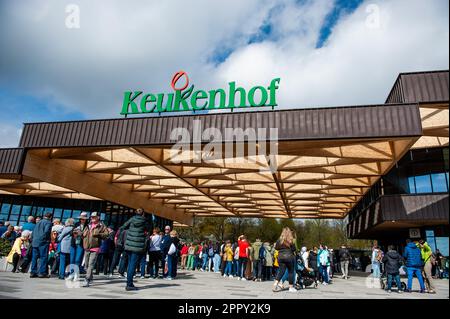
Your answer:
[0,194,173,230]
[349,147,449,223]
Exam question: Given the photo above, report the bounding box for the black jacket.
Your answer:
[308,251,318,270]
[339,248,351,262]
[120,215,150,253]
[382,250,403,275]
[275,241,296,262]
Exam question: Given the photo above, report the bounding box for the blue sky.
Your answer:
[0,0,448,147]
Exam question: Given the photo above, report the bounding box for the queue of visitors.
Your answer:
[1,213,447,294]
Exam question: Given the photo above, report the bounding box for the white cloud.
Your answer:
[0,0,448,149]
[0,124,22,148]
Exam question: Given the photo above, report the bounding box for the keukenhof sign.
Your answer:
[121,71,281,115]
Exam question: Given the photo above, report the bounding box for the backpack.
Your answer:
[259,246,266,260]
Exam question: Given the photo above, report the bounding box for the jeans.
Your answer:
[319,265,329,283]
[387,274,402,290]
[233,260,239,276]
[139,253,147,277]
[202,254,209,270]
[59,252,69,279]
[167,254,178,278]
[126,251,141,287]
[213,254,221,272]
[372,263,381,278]
[118,252,128,275]
[148,250,161,277]
[340,260,349,278]
[281,259,296,284]
[161,253,168,277]
[238,258,248,279]
[407,267,425,291]
[224,261,232,276]
[253,260,262,279]
[70,245,84,274]
[31,245,49,276]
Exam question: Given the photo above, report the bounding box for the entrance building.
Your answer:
[0,70,448,247]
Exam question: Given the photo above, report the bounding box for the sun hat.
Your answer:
[90,211,99,217]
[79,212,88,219]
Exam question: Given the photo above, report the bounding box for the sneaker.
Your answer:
[82,280,90,288]
[229,275,233,278]
[398,290,403,293]
[237,277,241,280]
[387,289,392,293]
[125,285,138,291]
[118,273,125,278]
[200,269,204,272]
[288,287,298,293]
[108,274,114,278]
[124,273,127,278]
[341,275,345,279]
[428,290,436,294]
[223,274,227,278]
[322,282,328,286]
[167,277,173,280]
[140,276,145,279]
[419,289,426,294]
[241,278,247,281]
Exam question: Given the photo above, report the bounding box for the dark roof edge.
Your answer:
[20,102,420,126]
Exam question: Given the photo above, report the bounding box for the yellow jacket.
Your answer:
[225,246,234,262]
[6,237,29,264]
[274,250,279,267]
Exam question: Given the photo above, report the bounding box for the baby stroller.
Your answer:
[380,266,407,291]
[295,256,318,289]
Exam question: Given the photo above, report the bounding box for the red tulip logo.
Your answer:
[171,71,189,91]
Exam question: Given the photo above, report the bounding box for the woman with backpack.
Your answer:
[272,228,297,293]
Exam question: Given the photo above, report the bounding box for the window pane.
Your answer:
[53,208,63,219]
[414,175,432,193]
[10,205,22,215]
[431,173,448,192]
[0,203,11,220]
[21,206,32,221]
[408,176,416,194]
[63,209,72,220]
[72,210,81,219]
[36,207,45,217]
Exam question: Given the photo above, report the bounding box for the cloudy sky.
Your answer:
[0,0,448,147]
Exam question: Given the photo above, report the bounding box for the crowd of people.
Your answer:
[0,212,447,294]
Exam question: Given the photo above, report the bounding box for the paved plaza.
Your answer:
[0,269,448,299]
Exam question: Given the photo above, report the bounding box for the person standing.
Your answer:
[419,239,436,294]
[272,228,297,293]
[160,225,172,278]
[382,245,404,293]
[187,242,195,271]
[403,239,426,293]
[223,241,234,278]
[148,227,162,278]
[262,242,273,281]
[120,208,150,291]
[308,247,319,286]
[0,220,7,237]
[70,212,88,277]
[180,242,189,270]
[57,218,74,280]
[318,244,330,285]
[166,230,180,280]
[251,238,263,282]
[237,235,250,281]
[371,245,382,279]
[22,216,36,233]
[30,213,52,278]
[213,241,221,273]
[81,212,109,287]
[339,244,351,280]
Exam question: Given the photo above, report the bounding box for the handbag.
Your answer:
[168,243,176,255]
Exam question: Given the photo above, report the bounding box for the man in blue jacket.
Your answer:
[160,225,172,278]
[30,213,52,278]
[403,239,426,293]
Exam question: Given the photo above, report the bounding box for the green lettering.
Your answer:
[208,89,226,109]
[268,78,280,107]
[121,91,142,114]
[228,81,246,108]
[140,94,157,113]
[156,93,174,112]
[191,90,208,110]
[248,86,268,107]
